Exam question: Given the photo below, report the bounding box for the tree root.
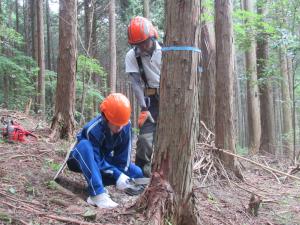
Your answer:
[133,172,174,225]
[50,112,75,141]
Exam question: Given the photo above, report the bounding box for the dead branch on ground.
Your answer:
[195,122,300,183]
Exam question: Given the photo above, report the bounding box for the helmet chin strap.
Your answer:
[149,37,156,52]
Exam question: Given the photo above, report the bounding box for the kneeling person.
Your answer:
[67,93,143,208]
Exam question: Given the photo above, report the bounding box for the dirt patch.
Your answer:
[0,108,300,225]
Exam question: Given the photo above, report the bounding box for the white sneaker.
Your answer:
[87,193,118,208]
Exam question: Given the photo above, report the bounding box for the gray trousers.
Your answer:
[135,95,158,177]
[135,132,155,177]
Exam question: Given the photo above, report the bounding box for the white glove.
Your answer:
[116,173,129,190]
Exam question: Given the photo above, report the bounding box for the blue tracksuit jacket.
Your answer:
[67,115,143,196]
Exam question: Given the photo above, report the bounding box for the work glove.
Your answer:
[116,173,145,196]
[116,173,130,190]
[138,110,154,128]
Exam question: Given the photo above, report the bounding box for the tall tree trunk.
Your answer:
[143,0,150,18]
[1,1,8,107]
[273,84,283,154]
[235,52,247,148]
[45,0,52,70]
[215,0,242,175]
[51,0,77,140]
[84,0,93,54]
[91,2,99,116]
[15,0,19,32]
[109,0,116,93]
[79,0,94,125]
[31,0,39,113]
[279,47,293,157]
[32,0,38,60]
[37,0,46,117]
[199,20,216,134]
[257,1,275,154]
[24,0,32,56]
[287,56,293,100]
[244,0,261,154]
[136,1,201,224]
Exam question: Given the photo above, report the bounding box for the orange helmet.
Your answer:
[100,93,131,126]
[128,16,158,45]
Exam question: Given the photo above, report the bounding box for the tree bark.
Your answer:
[51,0,77,140]
[79,0,94,125]
[143,0,150,18]
[244,0,261,154]
[136,1,201,225]
[273,84,283,153]
[91,2,99,116]
[15,0,19,32]
[199,20,216,134]
[0,1,7,108]
[84,0,93,54]
[234,52,247,148]
[24,0,32,56]
[109,0,116,93]
[32,0,38,60]
[36,0,46,117]
[279,47,293,157]
[215,0,241,175]
[257,2,276,154]
[45,0,52,70]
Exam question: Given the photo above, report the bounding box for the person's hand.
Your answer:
[116,174,145,196]
[138,111,154,128]
[116,173,129,190]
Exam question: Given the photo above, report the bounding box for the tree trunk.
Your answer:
[32,0,38,60]
[31,0,39,113]
[136,1,201,225]
[36,0,46,117]
[244,0,261,154]
[109,0,116,93]
[287,56,293,100]
[199,20,216,134]
[235,52,247,148]
[2,76,9,108]
[51,0,77,140]
[143,0,150,18]
[279,47,293,157]
[91,2,99,116]
[79,0,94,125]
[0,1,7,107]
[24,0,32,56]
[257,2,276,154]
[84,0,93,54]
[45,0,52,70]
[15,0,19,32]
[273,84,283,154]
[215,0,242,175]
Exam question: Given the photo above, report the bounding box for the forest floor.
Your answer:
[0,108,300,225]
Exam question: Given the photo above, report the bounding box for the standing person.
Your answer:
[67,93,144,208]
[125,16,161,177]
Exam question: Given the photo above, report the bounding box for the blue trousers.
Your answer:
[67,139,143,196]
